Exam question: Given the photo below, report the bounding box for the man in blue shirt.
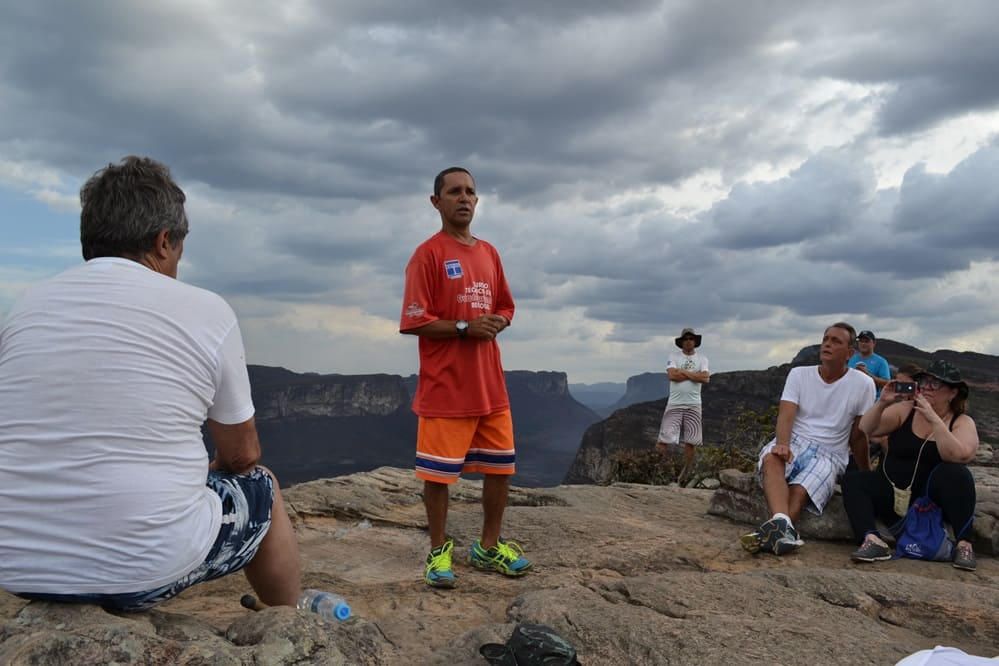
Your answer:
[848,330,890,398]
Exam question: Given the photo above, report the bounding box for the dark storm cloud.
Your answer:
[0,2,926,224]
[804,143,999,279]
[508,138,999,340]
[802,1,999,135]
[4,1,994,207]
[4,2,999,378]
[705,151,875,250]
[892,146,999,248]
[2,0,797,205]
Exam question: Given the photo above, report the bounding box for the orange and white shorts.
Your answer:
[415,409,516,484]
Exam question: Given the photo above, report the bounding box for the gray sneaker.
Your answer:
[952,542,976,571]
[851,538,892,562]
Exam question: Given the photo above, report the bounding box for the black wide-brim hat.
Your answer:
[920,359,969,398]
[674,328,702,348]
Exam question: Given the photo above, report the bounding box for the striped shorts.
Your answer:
[657,405,703,447]
[415,409,516,483]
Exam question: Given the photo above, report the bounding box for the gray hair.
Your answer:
[80,156,189,260]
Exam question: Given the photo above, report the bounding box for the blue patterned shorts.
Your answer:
[18,468,274,611]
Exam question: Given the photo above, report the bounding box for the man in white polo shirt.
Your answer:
[0,156,301,610]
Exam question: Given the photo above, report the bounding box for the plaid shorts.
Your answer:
[757,436,841,515]
[17,468,274,611]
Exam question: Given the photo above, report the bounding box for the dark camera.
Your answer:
[895,381,915,396]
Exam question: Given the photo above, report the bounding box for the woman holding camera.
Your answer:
[841,360,979,570]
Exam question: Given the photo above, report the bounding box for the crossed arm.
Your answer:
[667,367,710,384]
[401,314,510,341]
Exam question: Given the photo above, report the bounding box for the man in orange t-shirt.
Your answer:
[400,167,531,589]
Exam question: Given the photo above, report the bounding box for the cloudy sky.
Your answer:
[3,1,999,384]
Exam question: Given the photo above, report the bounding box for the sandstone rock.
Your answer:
[708,468,854,540]
[2,467,997,665]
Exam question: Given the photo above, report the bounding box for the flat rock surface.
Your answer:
[2,466,997,665]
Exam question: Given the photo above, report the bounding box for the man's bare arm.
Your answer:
[401,315,508,340]
[207,417,261,474]
[855,366,889,389]
[667,368,709,383]
[771,400,799,463]
[688,370,710,384]
[848,416,870,471]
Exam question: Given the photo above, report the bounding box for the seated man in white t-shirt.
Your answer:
[740,322,875,556]
[0,156,301,610]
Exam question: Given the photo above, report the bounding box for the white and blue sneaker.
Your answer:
[741,516,804,555]
[773,523,805,555]
[740,516,789,554]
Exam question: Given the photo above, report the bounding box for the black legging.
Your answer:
[841,462,976,544]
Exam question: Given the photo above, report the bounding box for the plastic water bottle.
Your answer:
[296,588,351,621]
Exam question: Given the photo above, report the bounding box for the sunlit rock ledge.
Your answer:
[2,467,997,665]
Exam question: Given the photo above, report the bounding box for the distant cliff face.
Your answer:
[249,368,410,419]
[606,372,666,412]
[238,366,597,487]
[404,369,571,401]
[504,369,570,397]
[503,371,601,486]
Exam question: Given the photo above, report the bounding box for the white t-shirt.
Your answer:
[0,257,255,594]
[781,365,875,466]
[667,351,709,406]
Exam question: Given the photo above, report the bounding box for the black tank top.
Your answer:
[883,409,954,495]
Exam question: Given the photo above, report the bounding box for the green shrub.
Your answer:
[610,447,686,485]
[609,405,778,487]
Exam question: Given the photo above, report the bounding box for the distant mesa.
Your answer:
[221,339,999,492]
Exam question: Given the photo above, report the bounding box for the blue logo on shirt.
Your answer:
[444,259,463,279]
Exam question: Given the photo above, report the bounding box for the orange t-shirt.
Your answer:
[400,231,515,417]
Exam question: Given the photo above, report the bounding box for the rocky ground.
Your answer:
[2,466,998,665]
